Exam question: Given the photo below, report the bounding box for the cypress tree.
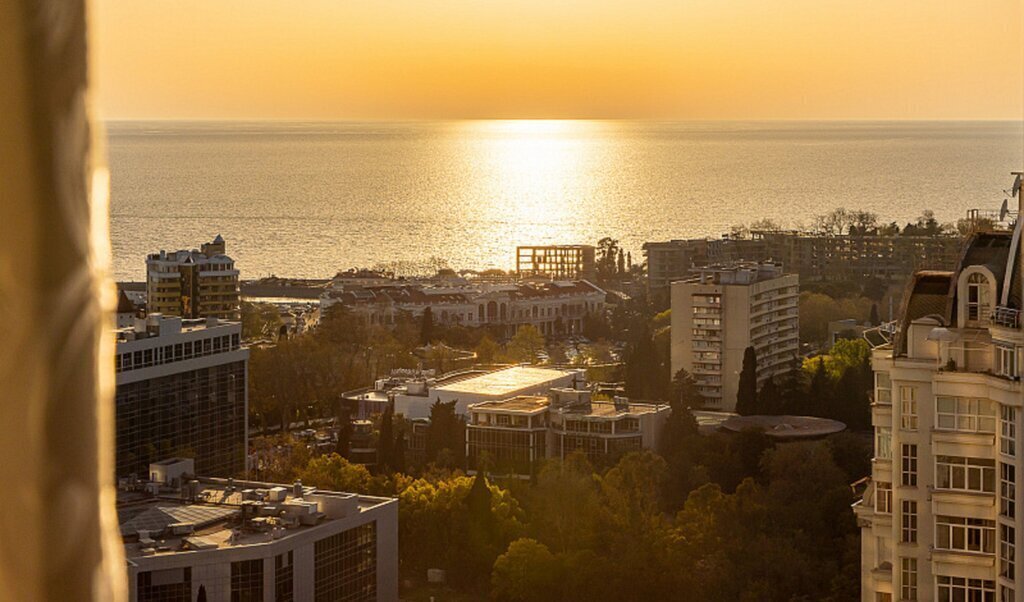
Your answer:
[377,405,394,472]
[420,306,434,345]
[735,346,758,415]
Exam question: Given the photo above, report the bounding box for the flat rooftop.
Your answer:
[721,415,846,439]
[436,365,580,397]
[560,400,666,418]
[470,395,549,413]
[117,477,393,560]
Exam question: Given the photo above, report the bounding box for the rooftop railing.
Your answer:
[992,306,1020,329]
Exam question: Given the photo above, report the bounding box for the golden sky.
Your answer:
[93,0,1024,120]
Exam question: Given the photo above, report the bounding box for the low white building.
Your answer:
[121,459,398,602]
[346,365,587,419]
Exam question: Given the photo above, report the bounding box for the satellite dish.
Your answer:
[1001,198,1009,222]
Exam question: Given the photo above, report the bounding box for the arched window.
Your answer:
[966,272,990,322]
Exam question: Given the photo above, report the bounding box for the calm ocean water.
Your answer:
[106,120,1023,281]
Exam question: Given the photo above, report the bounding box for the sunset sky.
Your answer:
[93,0,1024,121]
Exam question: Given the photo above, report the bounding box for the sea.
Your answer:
[106,120,1024,282]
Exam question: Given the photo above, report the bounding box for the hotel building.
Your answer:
[115,315,248,479]
[465,388,670,476]
[321,280,605,338]
[121,458,397,602]
[146,235,241,321]
[855,224,1023,601]
[670,262,800,411]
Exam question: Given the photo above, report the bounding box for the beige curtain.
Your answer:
[0,1,126,600]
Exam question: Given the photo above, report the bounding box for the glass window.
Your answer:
[876,482,892,514]
[935,515,996,554]
[937,576,995,602]
[902,444,917,487]
[935,396,997,433]
[1002,462,1016,519]
[935,456,995,493]
[900,386,918,430]
[1002,406,1017,457]
[1001,524,1015,581]
[900,557,917,601]
[875,371,892,404]
[901,500,917,543]
[876,427,892,461]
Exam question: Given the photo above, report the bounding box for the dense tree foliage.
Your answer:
[735,346,758,415]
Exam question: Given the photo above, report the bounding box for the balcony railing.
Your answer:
[992,306,1020,328]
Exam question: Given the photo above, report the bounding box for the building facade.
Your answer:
[670,262,799,411]
[465,388,670,476]
[644,232,964,295]
[146,235,241,320]
[855,228,1023,602]
[121,459,398,602]
[516,245,596,281]
[321,280,605,338]
[115,315,248,478]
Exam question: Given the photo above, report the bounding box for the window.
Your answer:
[137,568,191,602]
[875,594,892,602]
[876,427,892,460]
[936,396,998,433]
[967,272,991,322]
[935,515,996,554]
[900,386,918,430]
[1001,524,1015,581]
[936,576,995,602]
[1001,586,1016,602]
[875,371,892,404]
[901,500,917,543]
[935,456,995,493]
[900,557,917,601]
[902,444,917,487]
[1002,462,1016,519]
[1002,406,1017,457]
[276,551,294,602]
[231,559,263,602]
[876,482,892,514]
[314,522,377,602]
[997,345,1018,378]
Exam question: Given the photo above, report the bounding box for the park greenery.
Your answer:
[242,232,890,600]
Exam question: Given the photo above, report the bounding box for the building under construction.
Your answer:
[516,245,596,281]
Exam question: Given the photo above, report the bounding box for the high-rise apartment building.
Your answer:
[146,235,241,320]
[856,226,1023,602]
[121,458,397,602]
[670,262,799,411]
[115,315,248,478]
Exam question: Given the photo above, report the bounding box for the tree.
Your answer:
[807,356,831,417]
[735,346,758,415]
[491,539,561,602]
[757,377,783,415]
[420,306,434,345]
[335,401,353,458]
[869,303,880,326]
[299,453,372,493]
[241,302,282,341]
[425,399,466,468]
[507,325,545,363]
[616,249,626,276]
[474,335,500,364]
[596,237,620,281]
[392,430,407,474]
[671,368,702,409]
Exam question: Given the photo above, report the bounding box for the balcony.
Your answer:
[992,306,1020,328]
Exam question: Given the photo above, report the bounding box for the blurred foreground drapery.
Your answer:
[0,1,126,600]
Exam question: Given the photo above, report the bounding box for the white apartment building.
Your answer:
[115,315,248,479]
[121,459,398,602]
[855,227,1023,602]
[146,235,241,320]
[670,262,799,411]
